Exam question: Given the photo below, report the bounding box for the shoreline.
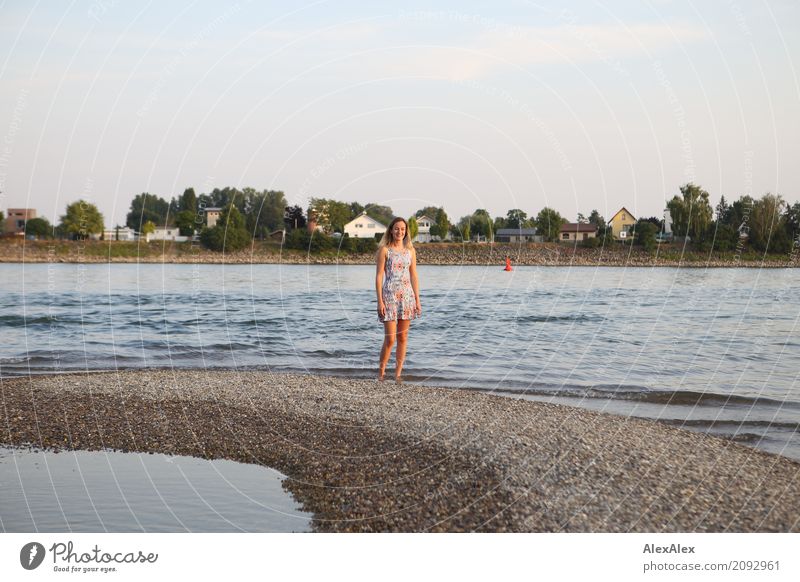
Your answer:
[2,370,799,532]
[1,240,796,267]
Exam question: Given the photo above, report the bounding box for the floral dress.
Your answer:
[379,246,419,322]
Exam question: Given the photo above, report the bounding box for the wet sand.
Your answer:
[2,370,799,532]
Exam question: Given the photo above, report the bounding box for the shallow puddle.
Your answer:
[0,447,312,532]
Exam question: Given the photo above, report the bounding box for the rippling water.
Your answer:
[1,263,799,461]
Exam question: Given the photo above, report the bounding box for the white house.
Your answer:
[147,226,189,242]
[413,215,435,243]
[103,227,137,241]
[344,211,386,239]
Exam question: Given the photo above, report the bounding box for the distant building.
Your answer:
[495,228,542,243]
[4,208,36,236]
[103,227,137,241]
[204,207,222,228]
[413,215,435,243]
[147,226,189,242]
[344,211,386,239]
[559,223,597,242]
[609,207,636,240]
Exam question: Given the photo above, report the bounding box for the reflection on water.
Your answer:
[1,264,799,461]
[0,447,312,532]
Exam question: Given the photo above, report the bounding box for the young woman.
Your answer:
[375,217,421,382]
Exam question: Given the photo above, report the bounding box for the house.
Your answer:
[495,228,542,243]
[147,226,189,242]
[103,227,137,241]
[344,211,386,239]
[204,207,222,228]
[609,207,636,240]
[413,215,435,243]
[3,208,36,236]
[559,223,597,242]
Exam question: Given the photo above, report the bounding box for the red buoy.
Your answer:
[504,257,513,271]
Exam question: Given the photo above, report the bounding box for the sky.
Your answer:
[0,0,798,228]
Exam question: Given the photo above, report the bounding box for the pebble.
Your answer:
[2,369,799,532]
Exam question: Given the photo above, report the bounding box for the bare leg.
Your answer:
[395,319,410,381]
[379,321,396,379]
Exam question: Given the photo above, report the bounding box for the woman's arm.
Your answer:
[375,247,387,318]
[409,247,421,315]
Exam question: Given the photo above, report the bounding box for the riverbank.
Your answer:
[3,370,799,532]
[0,239,796,267]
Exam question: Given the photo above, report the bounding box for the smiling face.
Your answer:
[391,221,406,243]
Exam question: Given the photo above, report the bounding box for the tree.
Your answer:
[364,203,394,227]
[308,198,354,233]
[433,208,450,241]
[175,211,197,237]
[126,192,171,230]
[749,193,790,253]
[505,209,528,230]
[681,183,713,241]
[284,205,306,230]
[466,209,493,240]
[200,204,251,252]
[141,220,156,239]
[784,201,800,244]
[247,190,287,239]
[534,207,566,242]
[716,195,731,223]
[60,200,104,240]
[634,219,657,252]
[24,217,53,239]
[408,216,418,240]
[180,187,197,214]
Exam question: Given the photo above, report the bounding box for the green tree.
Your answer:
[126,192,171,230]
[534,207,566,242]
[309,198,355,233]
[783,201,800,243]
[433,208,450,241]
[60,200,105,240]
[247,190,287,239]
[634,219,657,252]
[749,193,790,253]
[408,216,418,240]
[141,220,156,238]
[364,203,394,227]
[414,206,440,220]
[505,208,528,230]
[200,204,252,252]
[180,187,197,214]
[175,210,197,237]
[24,217,53,238]
[716,195,731,224]
[681,183,713,242]
[667,195,688,237]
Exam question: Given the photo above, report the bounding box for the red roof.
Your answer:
[559,222,597,233]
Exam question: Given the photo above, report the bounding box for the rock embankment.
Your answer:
[0,240,795,267]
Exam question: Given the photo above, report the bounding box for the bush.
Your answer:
[199,205,252,252]
[581,237,600,248]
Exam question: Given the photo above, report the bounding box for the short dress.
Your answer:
[379,246,419,322]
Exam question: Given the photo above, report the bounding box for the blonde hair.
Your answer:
[378,217,414,250]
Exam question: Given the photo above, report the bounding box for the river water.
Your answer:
[1,263,798,461]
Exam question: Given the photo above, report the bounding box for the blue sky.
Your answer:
[1,0,798,228]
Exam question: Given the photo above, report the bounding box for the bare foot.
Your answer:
[378,373,386,381]
[395,375,402,384]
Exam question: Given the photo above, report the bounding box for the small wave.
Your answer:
[660,419,800,431]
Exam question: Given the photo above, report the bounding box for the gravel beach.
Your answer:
[2,370,799,532]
